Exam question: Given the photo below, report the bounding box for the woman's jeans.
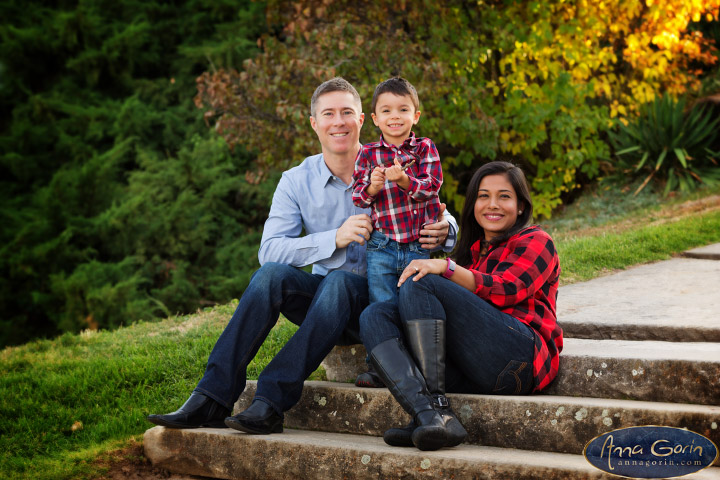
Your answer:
[366,230,429,304]
[360,274,536,395]
[194,262,366,416]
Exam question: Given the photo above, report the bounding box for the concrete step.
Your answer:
[143,427,720,480]
[682,243,720,261]
[547,339,720,405]
[235,381,720,464]
[557,258,720,342]
[322,338,720,405]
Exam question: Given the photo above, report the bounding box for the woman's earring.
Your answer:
[519,210,523,214]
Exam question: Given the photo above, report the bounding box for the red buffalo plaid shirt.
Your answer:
[466,226,563,392]
[352,132,442,243]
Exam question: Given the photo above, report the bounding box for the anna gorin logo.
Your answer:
[584,426,718,479]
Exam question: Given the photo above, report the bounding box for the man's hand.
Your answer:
[336,214,373,248]
[419,203,450,250]
[366,167,386,197]
[385,158,410,189]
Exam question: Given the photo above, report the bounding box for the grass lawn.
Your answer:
[1,185,719,479]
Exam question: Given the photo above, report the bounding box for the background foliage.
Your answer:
[0,0,270,347]
[198,0,720,217]
[1,0,719,346]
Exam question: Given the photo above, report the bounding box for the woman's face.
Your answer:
[474,174,521,241]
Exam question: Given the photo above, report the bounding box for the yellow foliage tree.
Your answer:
[197,0,719,217]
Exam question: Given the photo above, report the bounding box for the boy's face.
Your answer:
[310,91,364,158]
[371,92,421,147]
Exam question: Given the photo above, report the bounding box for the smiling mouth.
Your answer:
[484,214,504,220]
[388,123,403,128]
[330,132,349,137]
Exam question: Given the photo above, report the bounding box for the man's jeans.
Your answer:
[195,262,367,416]
[366,230,429,304]
[360,274,536,395]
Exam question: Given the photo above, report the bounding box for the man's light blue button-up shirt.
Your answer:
[258,153,456,277]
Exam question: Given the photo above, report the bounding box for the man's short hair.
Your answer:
[310,77,362,117]
[371,77,420,114]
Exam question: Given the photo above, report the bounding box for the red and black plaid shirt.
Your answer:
[466,226,563,392]
[352,133,442,243]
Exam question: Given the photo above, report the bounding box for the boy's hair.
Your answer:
[371,77,420,113]
[310,77,362,117]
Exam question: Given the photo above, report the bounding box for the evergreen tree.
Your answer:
[0,0,270,346]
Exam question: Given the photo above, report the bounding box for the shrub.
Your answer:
[609,94,720,195]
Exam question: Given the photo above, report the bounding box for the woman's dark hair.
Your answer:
[453,161,534,266]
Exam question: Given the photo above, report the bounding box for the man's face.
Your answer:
[310,91,364,157]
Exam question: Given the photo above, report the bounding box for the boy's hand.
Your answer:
[385,158,410,189]
[366,167,386,197]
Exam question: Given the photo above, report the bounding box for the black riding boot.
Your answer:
[369,338,451,451]
[383,319,467,448]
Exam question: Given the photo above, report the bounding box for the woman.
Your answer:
[358,161,563,451]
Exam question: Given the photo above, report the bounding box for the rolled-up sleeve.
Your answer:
[406,139,442,202]
[471,233,558,308]
[352,148,375,208]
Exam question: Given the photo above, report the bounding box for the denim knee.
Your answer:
[398,273,436,302]
[359,301,402,351]
[250,262,296,290]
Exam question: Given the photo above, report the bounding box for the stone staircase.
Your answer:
[144,245,720,479]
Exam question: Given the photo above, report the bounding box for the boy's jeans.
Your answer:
[366,230,429,304]
[194,262,366,416]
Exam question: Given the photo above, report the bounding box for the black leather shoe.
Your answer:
[225,400,283,434]
[146,393,230,429]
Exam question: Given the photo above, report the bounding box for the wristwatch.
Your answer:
[442,258,456,279]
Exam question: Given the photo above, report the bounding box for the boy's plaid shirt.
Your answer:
[352,132,443,243]
[467,226,564,392]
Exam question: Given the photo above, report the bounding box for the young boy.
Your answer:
[352,77,443,304]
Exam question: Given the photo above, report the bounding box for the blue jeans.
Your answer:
[194,262,367,416]
[366,230,429,304]
[360,274,536,394]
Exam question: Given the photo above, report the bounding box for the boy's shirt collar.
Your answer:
[378,131,418,150]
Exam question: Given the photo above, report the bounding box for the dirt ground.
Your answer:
[91,439,212,480]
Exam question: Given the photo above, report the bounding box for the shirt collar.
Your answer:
[318,154,335,186]
[318,153,352,188]
[379,131,418,150]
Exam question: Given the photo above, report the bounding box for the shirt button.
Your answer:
[352,268,357,273]
[413,210,417,214]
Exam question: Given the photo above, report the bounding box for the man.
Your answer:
[147,77,456,434]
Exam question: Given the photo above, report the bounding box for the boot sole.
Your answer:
[383,432,414,447]
[412,426,449,451]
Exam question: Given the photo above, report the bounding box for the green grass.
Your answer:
[0,305,307,480]
[554,209,720,284]
[1,186,719,479]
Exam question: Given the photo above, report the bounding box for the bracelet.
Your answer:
[442,258,456,279]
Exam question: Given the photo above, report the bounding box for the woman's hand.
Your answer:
[397,259,447,287]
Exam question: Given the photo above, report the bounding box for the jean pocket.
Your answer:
[367,231,389,251]
[506,321,536,342]
[493,359,530,395]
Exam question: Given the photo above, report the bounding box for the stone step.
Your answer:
[557,258,720,342]
[322,338,720,405]
[547,339,720,405]
[235,381,720,464]
[143,427,720,480]
[682,243,720,261]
